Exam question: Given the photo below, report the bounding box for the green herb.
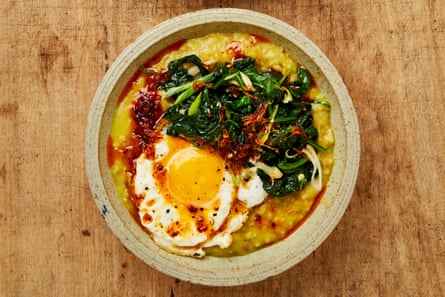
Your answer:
[163,72,214,102]
[188,91,202,116]
[277,157,309,174]
[307,139,327,152]
[286,67,312,99]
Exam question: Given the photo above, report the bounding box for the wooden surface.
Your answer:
[1,0,444,296]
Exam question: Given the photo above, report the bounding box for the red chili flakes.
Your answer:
[133,86,162,129]
[142,213,153,224]
[291,126,304,136]
[131,193,145,208]
[154,163,165,173]
[167,223,180,237]
[188,205,198,214]
[131,73,166,158]
[242,104,267,127]
[254,213,263,228]
[226,41,246,58]
[153,163,167,185]
[218,131,259,172]
[196,216,208,233]
[192,81,207,92]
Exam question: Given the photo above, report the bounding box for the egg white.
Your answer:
[238,166,268,208]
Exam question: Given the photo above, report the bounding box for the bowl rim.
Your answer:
[85,8,360,286]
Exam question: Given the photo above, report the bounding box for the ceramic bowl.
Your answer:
[85,8,360,286]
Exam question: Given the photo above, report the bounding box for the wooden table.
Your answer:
[1,1,444,296]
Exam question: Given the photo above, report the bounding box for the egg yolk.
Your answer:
[167,147,225,206]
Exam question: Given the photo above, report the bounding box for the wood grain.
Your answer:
[1,0,444,296]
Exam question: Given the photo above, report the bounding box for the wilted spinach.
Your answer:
[158,55,327,196]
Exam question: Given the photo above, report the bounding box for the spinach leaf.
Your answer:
[161,68,193,90]
[164,89,221,144]
[259,147,279,166]
[254,72,283,102]
[286,67,312,99]
[167,54,209,76]
[257,168,310,197]
[277,157,308,174]
[233,57,255,70]
[270,133,304,152]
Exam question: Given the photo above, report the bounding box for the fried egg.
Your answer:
[134,135,248,257]
[134,135,264,257]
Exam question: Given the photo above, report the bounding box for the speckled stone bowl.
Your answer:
[85,8,360,286]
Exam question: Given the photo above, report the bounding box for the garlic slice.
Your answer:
[302,144,323,191]
[255,161,283,180]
